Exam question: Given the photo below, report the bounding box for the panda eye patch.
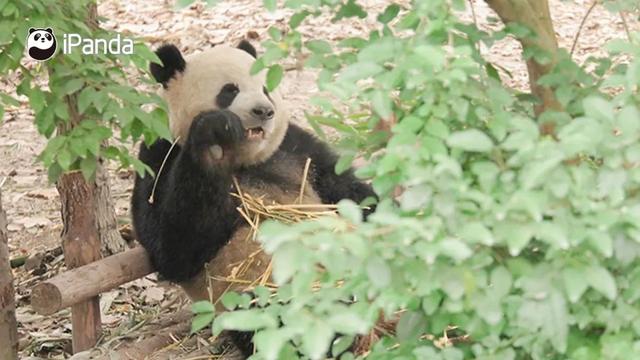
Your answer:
[222,83,239,94]
[216,83,240,108]
[34,34,41,40]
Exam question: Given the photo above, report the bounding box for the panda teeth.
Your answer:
[246,127,264,140]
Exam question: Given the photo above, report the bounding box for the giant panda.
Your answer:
[131,41,376,309]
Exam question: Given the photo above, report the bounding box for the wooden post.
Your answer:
[32,246,153,315]
[57,172,102,352]
[0,189,18,359]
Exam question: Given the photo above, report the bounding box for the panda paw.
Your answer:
[187,110,245,166]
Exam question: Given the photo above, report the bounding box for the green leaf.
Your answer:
[338,199,362,224]
[57,147,74,171]
[563,267,588,303]
[366,256,391,288]
[459,222,494,245]
[253,329,289,360]
[61,79,84,95]
[333,0,367,20]
[335,153,354,175]
[377,4,400,24]
[77,87,96,114]
[546,290,569,353]
[490,266,512,298]
[586,266,617,300]
[191,312,214,334]
[289,10,311,29]
[214,309,277,332]
[272,242,302,284]
[80,156,97,180]
[439,238,472,262]
[338,62,383,83]
[301,321,334,359]
[447,129,494,152]
[583,96,614,122]
[396,311,426,341]
[485,63,501,81]
[191,300,215,314]
[371,90,392,119]
[306,40,332,54]
[263,0,276,11]
[266,64,284,92]
[29,89,46,112]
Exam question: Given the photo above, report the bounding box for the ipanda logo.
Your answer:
[26,27,134,61]
[27,28,57,61]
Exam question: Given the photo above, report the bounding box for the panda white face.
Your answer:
[150,43,288,166]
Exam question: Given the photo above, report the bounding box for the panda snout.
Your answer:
[251,105,275,121]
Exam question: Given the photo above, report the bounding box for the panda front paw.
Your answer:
[187,110,246,166]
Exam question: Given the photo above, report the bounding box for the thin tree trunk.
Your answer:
[87,1,128,256]
[94,160,126,255]
[0,189,19,360]
[56,92,103,353]
[57,172,102,352]
[485,0,562,127]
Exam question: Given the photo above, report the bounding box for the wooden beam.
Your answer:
[31,246,153,315]
[0,189,18,359]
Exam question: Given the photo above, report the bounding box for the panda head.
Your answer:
[150,41,288,166]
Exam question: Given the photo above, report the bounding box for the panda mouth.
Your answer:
[245,127,265,141]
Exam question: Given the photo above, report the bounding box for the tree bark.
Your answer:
[0,190,19,360]
[57,172,102,353]
[94,160,127,255]
[87,1,128,256]
[485,0,563,122]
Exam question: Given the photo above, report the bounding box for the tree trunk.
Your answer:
[94,159,126,255]
[87,1,128,256]
[57,172,102,353]
[0,189,19,360]
[485,0,562,124]
[56,89,103,353]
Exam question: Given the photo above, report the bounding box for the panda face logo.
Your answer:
[26,28,57,61]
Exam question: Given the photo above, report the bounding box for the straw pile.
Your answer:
[200,162,398,355]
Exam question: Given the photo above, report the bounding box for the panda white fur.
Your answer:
[131,41,375,314]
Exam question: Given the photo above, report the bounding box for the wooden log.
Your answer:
[56,171,103,352]
[31,246,153,315]
[0,189,18,359]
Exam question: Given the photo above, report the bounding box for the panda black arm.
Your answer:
[280,124,377,206]
[132,111,244,282]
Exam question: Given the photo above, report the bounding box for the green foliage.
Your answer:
[0,0,169,181]
[170,0,640,358]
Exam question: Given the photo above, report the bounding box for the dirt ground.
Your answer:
[0,0,638,358]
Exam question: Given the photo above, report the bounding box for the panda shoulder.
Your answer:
[279,123,337,160]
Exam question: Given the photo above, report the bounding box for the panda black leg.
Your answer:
[227,330,256,358]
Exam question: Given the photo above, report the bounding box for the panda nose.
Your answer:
[252,106,275,121]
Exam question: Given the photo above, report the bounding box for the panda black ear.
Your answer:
[45,28,53,34]
[237,40,257,58]
[150,44,186,87]
[29,28,36,34]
